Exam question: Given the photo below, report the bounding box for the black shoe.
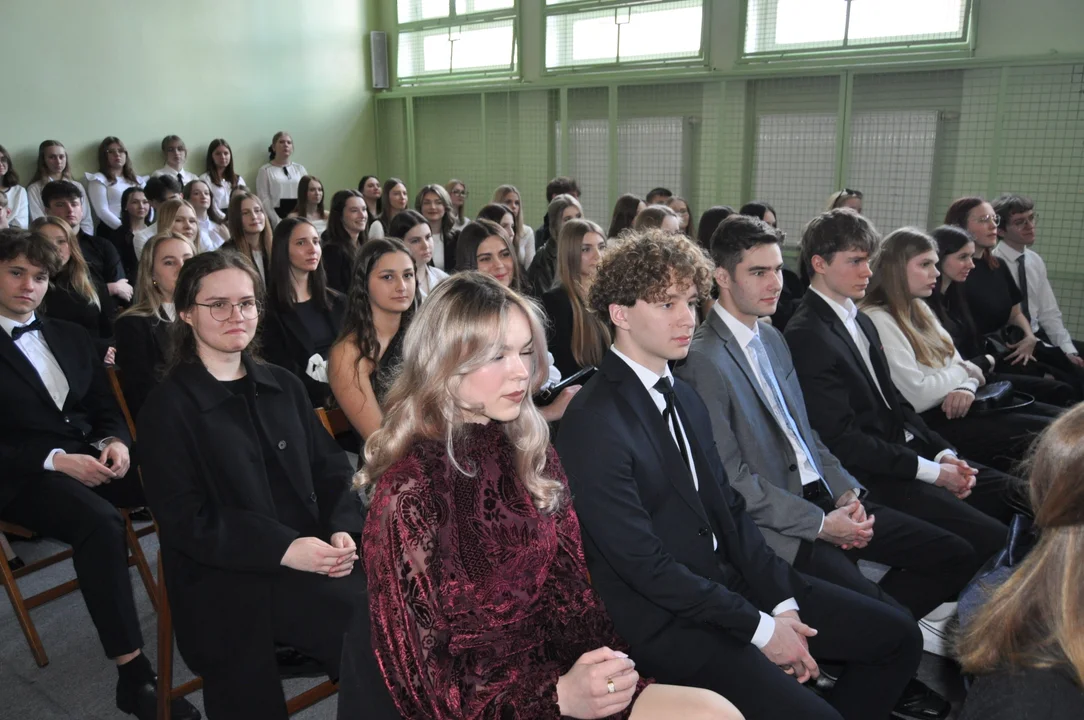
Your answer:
[275,644,327,679]
[128,507,154,523]
[6,555,25,571]
[892,678,951,720]
[116,676,201,720]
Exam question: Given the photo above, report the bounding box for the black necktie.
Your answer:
[177,172,185,188]
[654,376,690,469]
[11,319,43,340]
[1017,254,1030,321]
[283,166,290,179]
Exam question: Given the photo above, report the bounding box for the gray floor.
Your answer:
[2,531,966,720]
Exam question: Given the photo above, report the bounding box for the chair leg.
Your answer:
[156,549,173,720]
[286,680,339,715]
[123,511,157,612]
[0,550,49,667]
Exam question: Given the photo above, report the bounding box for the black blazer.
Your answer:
[42,280,115,358]
[0,317,130,511]
[784,291,954,483]
[261,292,347,407]
[78,230,126,285]
[218,239,271,280]
[136,356,364,670]
[541,286,581,379]
[320,238,356,294]
[556,349,809,679]
[113,309,173,419]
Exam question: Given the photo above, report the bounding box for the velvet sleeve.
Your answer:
[363,456,563,720]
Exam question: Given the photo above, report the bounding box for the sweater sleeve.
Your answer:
[86,177,123,229]
[255,165,281,228]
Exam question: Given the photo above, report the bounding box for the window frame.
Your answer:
[395,0,521,86]
[542,0,710,76]
[739,0,975,64]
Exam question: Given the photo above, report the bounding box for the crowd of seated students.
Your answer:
[3,130,1083,719]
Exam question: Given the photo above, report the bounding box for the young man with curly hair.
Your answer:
[556,228,922,720]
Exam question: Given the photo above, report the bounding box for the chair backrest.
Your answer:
[107,366,138,441]
[315,406,351,437]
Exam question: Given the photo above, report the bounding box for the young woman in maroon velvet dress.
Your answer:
[343,272,740,719]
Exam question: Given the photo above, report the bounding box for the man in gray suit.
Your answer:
[677,215,979,720]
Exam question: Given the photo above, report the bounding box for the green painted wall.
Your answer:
[2,0,377,196]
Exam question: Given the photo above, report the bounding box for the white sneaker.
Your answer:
[919,602,957,657]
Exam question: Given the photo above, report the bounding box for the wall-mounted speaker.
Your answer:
[371,31,390,90]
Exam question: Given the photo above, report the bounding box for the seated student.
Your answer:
[645,186,672,205]
[957,405,1084,720]
[0,144,28,228]
[320,189,367,295]
[137,198,204,262]
[200,139,246,214]
[114,186,151,280]
[926,224,1074,406]
[991,194,1084,385]
[444,178,469,230]
[27,140,95,234]
[860,227,1059,473]
[388,209,448,300]
[475,202,517,251]
[132,175,185,256]
[533,176,581,253]
[32,216,115,363]
[526,193,583,297]
[349,271,741,720]
[827,188,863,213]
[367,177,408,240]
[0,229,199,720]
[223,191,273,281]
[542,219,610,379]
[328,238,416,443]
[357,174,382,225]
[85,136,146,242]
[738,201,805,331]
[784,212,1025,548]
[668,195,696,238]
[286,175,327,235]
[493,184,536,269]
[414,183,458,271]
[113,233,194,418]
[256,131,307,229]
[696,206,735,251]
[607,193,646,239]
[557,228,922,720]
[674,216,988,719]
[0,188,8,229]
[42,180,132,305]
[632,204,681,234]
[262,218,345,408]
[149,135,199,187]
[137,250,390,720]
[184,179,229,251]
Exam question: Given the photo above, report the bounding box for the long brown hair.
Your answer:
[958,404,1084,687]
[861,228,955,369]
[31,140,72,184]
[556,219,611,368]
[31,217,99,308]
[120,232,196,319]
[97,136,140,185]
[227,191,273,264]
[945,196,999,270]
[205,139,240,189]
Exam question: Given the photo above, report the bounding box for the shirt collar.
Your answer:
[810,286,858,326]
[610,344,673,394]
[712,302,759,350]
[994,242,1024,262]
[0,312,38,338]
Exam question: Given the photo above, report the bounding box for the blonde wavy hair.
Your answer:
[120,232,196,319]
[357,272,565,514]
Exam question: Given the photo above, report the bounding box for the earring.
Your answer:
[152,279,159,287]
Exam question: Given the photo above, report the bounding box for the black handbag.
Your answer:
[970,380,1014,414]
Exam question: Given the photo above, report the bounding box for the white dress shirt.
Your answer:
[150,166,199,186]
[197,217,228,251]
[85,173,147,230]
[199,172,246,214]
[610,345,798,648]
[133,222,158,260]
[368,219,386,240]
[256,162,307,228]
[812,288,950,481]
[417,265,449,301]
[432,231,446,270]
[993,242,1077,355]
[0,313,70,469]
[518,226,536,269]
[2,185,30,228]
[27,179,96,235]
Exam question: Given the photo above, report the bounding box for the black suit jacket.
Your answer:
[137,356,363,669]
[261,292,346,407]
[785,291,954,483]
[42,280,115,358]
[541,286,581,379]
[556,349,809,679]
[113,309,173,419]
[78,230,126,285]
[320,238,356,294]
[0,317,130,511]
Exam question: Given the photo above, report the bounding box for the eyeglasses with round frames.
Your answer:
[195,299,261,322]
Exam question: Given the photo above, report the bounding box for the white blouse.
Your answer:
[862,304,980,414]
[518,225,536,269]
[2,185,29,229]
[368,220,385,239]
[198,217,228,251]
[27,179,96,235]
[199,172,246,214]
[85,172,147,230]
[150,167,199,186]
[417,265,449,301]
[256,162,307,228]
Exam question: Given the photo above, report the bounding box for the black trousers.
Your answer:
[990,370,1076,407]
[192,567,395,720]
[1,469,146,658]
[337,593,407,720]
[922,402,1060,474]
[792,501,977,621]
[664,573,922,720]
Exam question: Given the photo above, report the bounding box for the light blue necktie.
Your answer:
[748,333,819,474]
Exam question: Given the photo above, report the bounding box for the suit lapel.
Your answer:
[706,312,775,418]
[855,313,902,415]
[0,330,55,408]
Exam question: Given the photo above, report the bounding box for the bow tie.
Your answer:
[11,319,43,340]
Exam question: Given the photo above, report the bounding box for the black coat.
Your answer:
[42,280,115,358]
[78,230,126,285]
[556,349,809,680]
[320,239,356,295]
[113,309,173,419]
[541,286,581,379]
[137,356,364,670]
[261,292,347,408]
[784,290,955,483]
[0,317,129,511]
